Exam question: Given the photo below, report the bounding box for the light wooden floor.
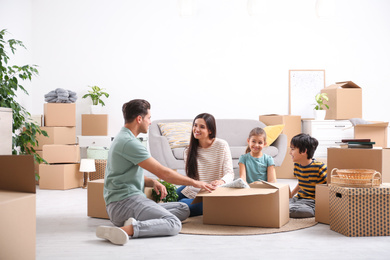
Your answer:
[36,178,390,260]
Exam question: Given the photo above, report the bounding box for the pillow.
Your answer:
[264,124,285,146]
[157,122,192,149]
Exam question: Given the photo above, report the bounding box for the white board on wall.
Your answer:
[289,70,325,119]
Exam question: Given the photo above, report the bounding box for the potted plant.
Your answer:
[151,180,179,203]
[82,86,109,114]
[314,92,329,120]
[0,29,48,180]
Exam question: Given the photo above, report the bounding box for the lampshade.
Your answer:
[79,159,96,172]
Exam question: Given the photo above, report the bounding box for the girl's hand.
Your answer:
[210,180,225,187]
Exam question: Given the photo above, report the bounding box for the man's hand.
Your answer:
[153,180,168,200]
[193,180,216,193]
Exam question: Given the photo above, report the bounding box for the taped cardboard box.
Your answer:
[315,184,330,225]
[42,144,80,163]
[39,163,83,190]
[259,114,301,179]
[354,122,388,148]
[193,181,289,228]
[321,81,362,120]
[44,103,76,127]
[32,126,76,150]
[82,114,109,136]
[0,155,36,260]
[327,147,390,184]
[329,184,390,237]
[87,179,153,219]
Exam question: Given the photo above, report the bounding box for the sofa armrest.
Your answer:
[270,133,287,167]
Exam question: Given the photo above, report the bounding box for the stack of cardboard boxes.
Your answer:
[0,108,36,259]
[80,113,110,180]
[37,103,83,190]
[315,81,390,236]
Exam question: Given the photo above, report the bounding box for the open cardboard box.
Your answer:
[193,181,289,228]
[321,81,362,120]
[259,114,301,179]
[354,121,388,148]
[0,155,36,260]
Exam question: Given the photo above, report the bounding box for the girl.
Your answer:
[239,127,276,184]
[176,113,234,216]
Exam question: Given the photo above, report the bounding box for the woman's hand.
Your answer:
[193,180,216,193]
[153,180,168,200]
[210,179,225,187]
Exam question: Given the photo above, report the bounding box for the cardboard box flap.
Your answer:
[192,185,279,204]
[250,180,283,189]
[354,122,389,128]
[325,81,361,89]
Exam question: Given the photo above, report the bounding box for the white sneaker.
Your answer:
[124,217,137,227]
[96,226,129,245]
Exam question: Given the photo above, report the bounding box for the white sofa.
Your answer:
[148,119,287,178]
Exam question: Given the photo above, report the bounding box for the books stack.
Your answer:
[339,139,375,149]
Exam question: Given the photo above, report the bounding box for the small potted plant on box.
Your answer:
[82,86,109,114]
[313,92,329,120]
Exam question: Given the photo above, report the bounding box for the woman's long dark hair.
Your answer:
[185,113,216,180]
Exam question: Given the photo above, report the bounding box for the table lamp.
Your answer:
[79,159,96,188]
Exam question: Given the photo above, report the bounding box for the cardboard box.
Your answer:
[39,163,83,190]
[82,114,109,136]
[88,179,153,219]
[44,103,76,127]
[315,184,329,225]
[29,114,43,126]
[329,184,390,237]
[327,147,390,184]
[259,114,301,179]
[354,122,388,148]
[0,155,36,260]
[0,191,36,260]
[193,181,289,228]
[321,81,362,120]
[42,144,80,163]
[0,155,36,193]
[33,126,76,150]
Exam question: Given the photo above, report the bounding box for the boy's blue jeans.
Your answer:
[176,185,203,217]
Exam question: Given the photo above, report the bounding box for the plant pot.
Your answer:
[314,109,326,120]
[90,105,102,114]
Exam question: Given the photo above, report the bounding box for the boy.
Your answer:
[289,133,327,218]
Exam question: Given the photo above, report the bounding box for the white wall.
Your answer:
[1,0,390,138]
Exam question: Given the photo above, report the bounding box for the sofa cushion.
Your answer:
[230,146,247,159]
[264,124,285,146]
[172,147,186,160]
[157,122,192,149]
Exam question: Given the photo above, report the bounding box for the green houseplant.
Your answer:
[82,85,109,106]
[151,180,179,203]
[0,29,48,179]
[314,92,329,110]
[313,92,329,120]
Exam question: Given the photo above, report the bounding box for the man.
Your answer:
[96,99,214,245]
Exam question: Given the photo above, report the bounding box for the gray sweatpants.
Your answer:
[289,197,315,218]
[106,195,190,238]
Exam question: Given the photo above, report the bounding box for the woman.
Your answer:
[176,113,234,216]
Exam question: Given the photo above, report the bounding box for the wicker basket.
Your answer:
[331,168,381,188]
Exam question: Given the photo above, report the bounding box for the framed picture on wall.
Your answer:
[289,69,326,119]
